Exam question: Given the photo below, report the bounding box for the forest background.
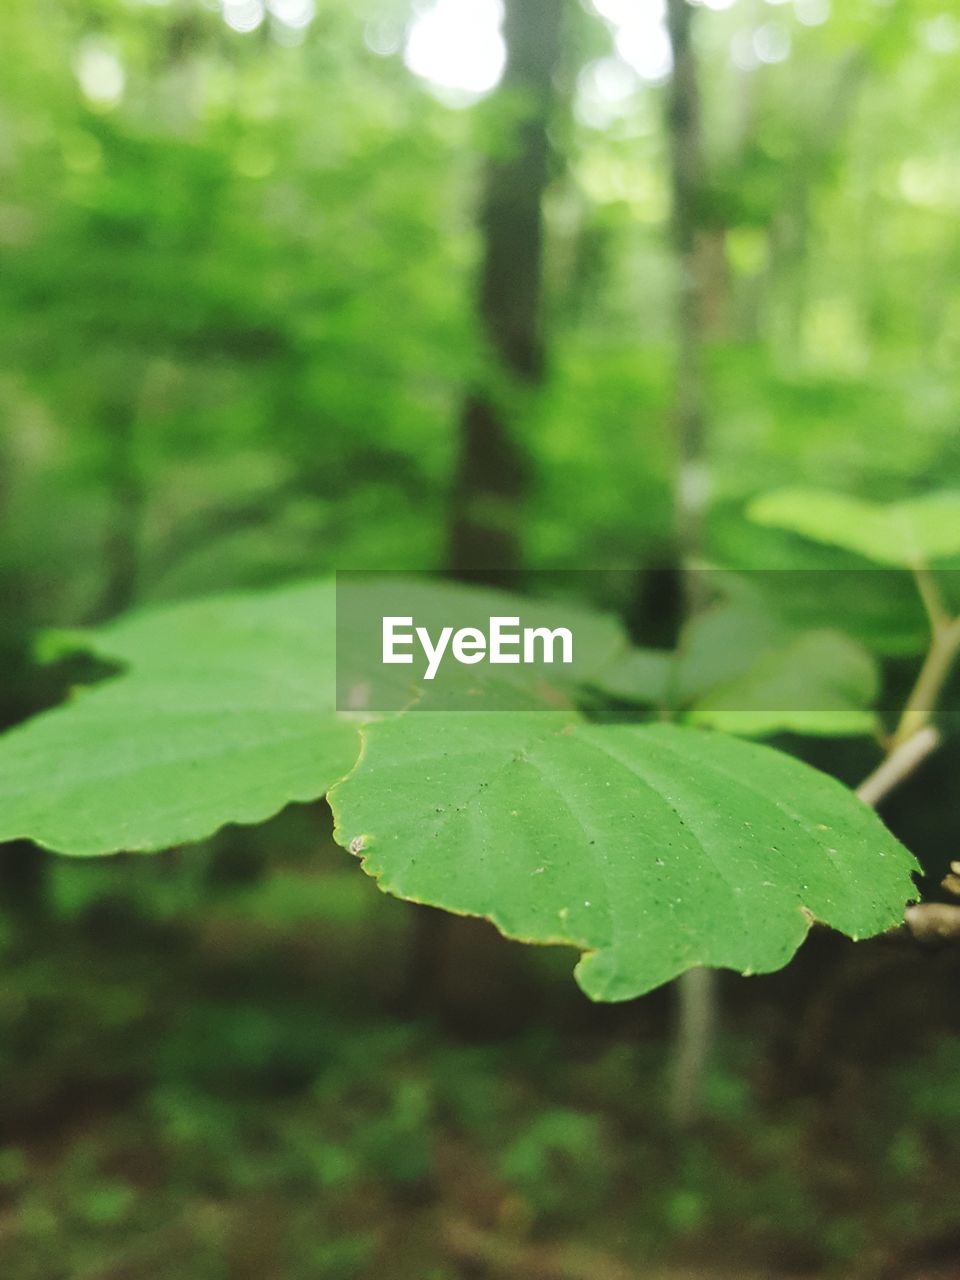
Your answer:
[2,1,960,1277]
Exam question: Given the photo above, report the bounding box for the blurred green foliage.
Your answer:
[3,0,960,1276]
[3,0,960,628]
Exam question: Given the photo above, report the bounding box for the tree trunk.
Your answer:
[666,0,710,566]
[446,0,564,583]
[664,0,717,1130]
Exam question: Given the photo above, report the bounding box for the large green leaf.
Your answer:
[330,715,917,1000]
[748,488,960,567]
[0,581,359,856]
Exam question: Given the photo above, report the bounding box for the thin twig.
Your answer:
[890,616,960,748]
[855,725,940,807]
[853,563,960,943]
[910,562,950,636]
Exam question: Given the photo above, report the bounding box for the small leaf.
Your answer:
[592,602,880,738]
[0,581,359,856]
[588,597,786,710]
[674,598,788,704]
[688,630,880,738]
[330,714,917,1000]
[587,647,674,706]
[748,488,960,567]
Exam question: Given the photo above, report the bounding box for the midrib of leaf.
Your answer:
[568,730,755,953]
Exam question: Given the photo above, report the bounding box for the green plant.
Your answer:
[2,491,960,1001]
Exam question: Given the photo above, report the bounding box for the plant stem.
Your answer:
[911,562,949,635]
[856,565,959,802]
[856,725,941,808]
[852,571,960,940]
[891,616,960,748]
[669,963,717,1129]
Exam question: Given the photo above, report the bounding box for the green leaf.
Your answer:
[688,630,880,738]
[576,647,674,707]
[748,488,960,567]
[587,597,787,711]
[0,581,358,856]
[331,715,916,1000]
[674,598,788,704]
[590,600,880,738]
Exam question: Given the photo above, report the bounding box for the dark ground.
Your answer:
[2,799,960,1280]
